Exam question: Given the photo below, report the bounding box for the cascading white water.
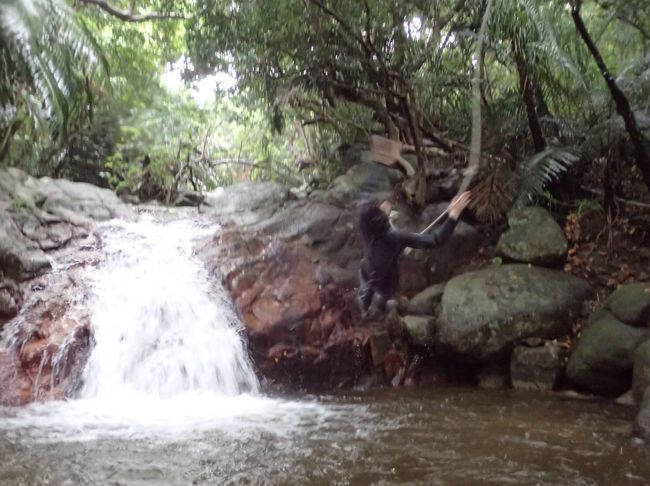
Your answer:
[0,211,331,442]
[82,214,259,399]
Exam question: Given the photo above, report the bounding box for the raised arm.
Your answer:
[389,217,458,249]
[389,191,472,250]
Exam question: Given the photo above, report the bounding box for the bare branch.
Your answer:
[78,0,187,22]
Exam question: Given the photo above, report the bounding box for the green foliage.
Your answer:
[515,147,580,208]
[0,0,108,170]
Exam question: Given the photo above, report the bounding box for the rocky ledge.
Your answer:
[0,167,125,405]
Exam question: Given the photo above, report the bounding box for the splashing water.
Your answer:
[81,214,259,399]
[0,212,334,440]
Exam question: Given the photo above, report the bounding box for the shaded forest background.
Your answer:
[1,0,649,239]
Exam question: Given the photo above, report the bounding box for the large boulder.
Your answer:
[197,230,409,389]
[605,282,650,327]
[322,161,403,206]
[0,214,52,280]
[0,168,125,281]
[247,199,358,269]
[566,309,648,395]
[407,282,445,315]
[0,264,96,405]
[510,340,566,391]
[496,206,568,266]
[633,339,650,402]
[438,264,591,362]
[204,181,289,227]
[403,315,435,347]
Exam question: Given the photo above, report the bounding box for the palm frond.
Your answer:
[0,0,108,144]
[514,146,579,208]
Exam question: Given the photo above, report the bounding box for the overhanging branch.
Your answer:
[78,0,187,22]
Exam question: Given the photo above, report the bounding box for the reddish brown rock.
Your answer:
[0,266,95,405]
[198,227,413,390]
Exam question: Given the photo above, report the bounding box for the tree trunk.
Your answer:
[512,40,546,152]
[571,0,650,192]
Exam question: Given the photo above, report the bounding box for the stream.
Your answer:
[0,212,648,485]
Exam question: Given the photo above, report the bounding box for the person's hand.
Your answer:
[448,191,472,220]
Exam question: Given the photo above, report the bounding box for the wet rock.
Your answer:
[0,266,95,405]
[0,274,21,319]
[633,339,650,402]
[496,206,568,267]
[0,213,52,280]
[438,264,591,362]
[403,315,435,347]
[323,161,403,206]
[510,340,566,391]
[203,181,289,227]
[605,282,650,327]
[407,282,445,315]
[566,309,648,395]
[477,362,510,390]
[250,199,357,269]
[173,190,205,207]
[198,231,376,389]
[0,349,32,406]
[369,331,392,367]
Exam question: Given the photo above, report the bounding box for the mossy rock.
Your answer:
[605,282,650,327]
[496,206,568,267]
[566,310,648,395]
[438,264,591,362]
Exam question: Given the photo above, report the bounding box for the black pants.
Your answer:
[358,269,388,319]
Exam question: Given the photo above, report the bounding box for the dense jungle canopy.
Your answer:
[1,0,649,218]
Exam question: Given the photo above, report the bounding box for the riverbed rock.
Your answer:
[496,206,568,266]
[437,264,591,362]
[510,340,566,391]
[605,282,650,327]
[633,339,650,402]
[0,264,95,405]
[407,283,446,315]
[403,315,435,347]
[566,309,648,395]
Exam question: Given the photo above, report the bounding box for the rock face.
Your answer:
[198,230,410,389]
[407,283,445,315]
[633,339,650,402]
[438,264,591,362]
[496,206,568,266]
[0,168,122,405]
[510,340,566,391]
[204,181,289,227]
[403,315,435,347]
[605,282,650,327]
[567,283,650,396]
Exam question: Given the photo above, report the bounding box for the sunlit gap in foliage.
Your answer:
[160,55,237,107]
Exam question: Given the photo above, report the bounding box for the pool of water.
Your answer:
[0,388,646,486]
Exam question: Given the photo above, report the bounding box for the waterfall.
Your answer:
[81,214,259,399]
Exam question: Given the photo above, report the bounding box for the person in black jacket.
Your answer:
[356,191,472,319]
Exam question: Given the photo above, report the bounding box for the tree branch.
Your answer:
[78,0,187,22]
